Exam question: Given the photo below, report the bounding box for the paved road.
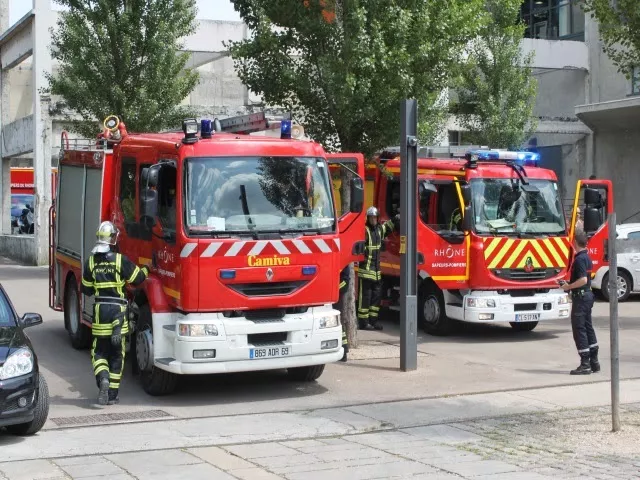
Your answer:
[1,262,639,425]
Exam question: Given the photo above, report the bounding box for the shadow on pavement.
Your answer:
[0,432,26,444]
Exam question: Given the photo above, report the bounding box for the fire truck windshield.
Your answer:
[471,178,566,236]
[185,156,335,235]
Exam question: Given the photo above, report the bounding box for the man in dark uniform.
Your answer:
[562,230,598,375]
[357,207,399,331]
[82,221,149,405]
[334,266,350,362]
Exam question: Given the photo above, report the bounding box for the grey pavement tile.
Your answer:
[279,440,325,449]
[408,452,485,466]
[229,468,284,480]
[296,441,368,454]
[70,476,134,480]
[271,456,399,475]
[224,442,298,459]
[59,459,125,479]
[312,446,395,463]
[252,453,320,469]
[407,475,469,480]
[187,446,255,471]
[284,460,437,480]
[105,449,201,475]
[436,459,522,477]
[134,463,236,480]
[308,408,384,431]
[474,473,556,480]
[0,460,67,480]
[381,444,462,459]
[401,424,486,444]
[345,431,418,447]
[316,437,354,446]
[52,457,104,468]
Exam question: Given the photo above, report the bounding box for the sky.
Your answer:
[9,0,242,25]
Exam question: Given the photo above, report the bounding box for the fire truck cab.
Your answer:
[365,149,613,335]
[50,114,365,395]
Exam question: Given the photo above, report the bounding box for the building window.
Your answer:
[632,67,640,96]
[521,0,585,41]
[448,131,472,147]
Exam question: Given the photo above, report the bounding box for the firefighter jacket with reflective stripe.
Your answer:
[81,252,147,337]
[358,219,396,281]
[339,267,349,294]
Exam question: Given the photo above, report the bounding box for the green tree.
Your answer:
[228,0,486,347]
[47,0,200,136]
[454,0,538,149]
[584,0,640,79]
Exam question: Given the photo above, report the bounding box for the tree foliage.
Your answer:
[228,0,487,157]
[47,0,200,136]
[584,0,640,78]
[454,0,538,149]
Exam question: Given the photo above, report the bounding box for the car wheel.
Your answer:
[136,303,178,396]
[602,270,632,302]
[6,375,50,436]
[419,285,450,336]
[509,321,538,332]
[64,277,91,350]
[287,364,325,382]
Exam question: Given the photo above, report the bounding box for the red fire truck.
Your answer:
[49,114,365,395]
[348,149,612,335]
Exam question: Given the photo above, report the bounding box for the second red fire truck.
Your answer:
[50,114,365,395]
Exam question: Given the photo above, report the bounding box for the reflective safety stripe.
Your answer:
[127,265,141,283]
[109,382,120,389]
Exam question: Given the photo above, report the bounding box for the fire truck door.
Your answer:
[326,153,366,268]
[569,179,613,271]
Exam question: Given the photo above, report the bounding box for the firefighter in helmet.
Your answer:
[81,221,149,406]
[357,207,399,331]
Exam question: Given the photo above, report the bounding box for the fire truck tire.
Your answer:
[136,303,178,396]
[509,321,538,332]
[287,364,325,382]
[601,270,632,302]
[64,277,91,350]
[419,285,450,336]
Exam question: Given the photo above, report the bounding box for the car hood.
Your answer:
[0,326,24,364]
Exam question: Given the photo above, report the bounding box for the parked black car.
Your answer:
[0,285,49,435]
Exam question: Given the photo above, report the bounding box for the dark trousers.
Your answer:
[358,278,382,326]
[334,293,349,348]
[91,336,125,395]
[571,292,597,354]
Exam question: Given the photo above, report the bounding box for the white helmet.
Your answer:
[366,206,379,217]
[92,221,119,253]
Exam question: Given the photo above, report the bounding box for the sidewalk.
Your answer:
[1,379,640,479]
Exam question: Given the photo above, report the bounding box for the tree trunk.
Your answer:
[340,166,358,349]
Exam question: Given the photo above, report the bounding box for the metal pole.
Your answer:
[400,99,418,371]
[608,212,620,432]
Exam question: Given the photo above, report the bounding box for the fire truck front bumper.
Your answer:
[447,289,572,324]
[149,306,344,375]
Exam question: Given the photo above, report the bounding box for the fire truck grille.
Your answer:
[229,281,307,297]
[492,268,558,282]
[248,332,288,346]
[245,309,286,321]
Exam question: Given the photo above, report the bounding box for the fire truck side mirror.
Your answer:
[142,166,160,189]
[460,184,472,206]
[350,177,364,213]
[584,187,602,207]
[140,188,158,226]
[462,205,473,232]
[583,207,601,234]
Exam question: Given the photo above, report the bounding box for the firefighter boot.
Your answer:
[341,345,349,362]
[570,352,592,375]
[97,377,110,406]
[108,390,120,405]
[590,346,601,373]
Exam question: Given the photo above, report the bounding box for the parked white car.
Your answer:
[592,223,640,302]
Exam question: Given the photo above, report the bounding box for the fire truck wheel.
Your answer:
[136,303,178,396]
[509,321,538,332]
[64,276,91,350]
[419,286,450,336]
[287,364,325,382]
[602,270,632,302]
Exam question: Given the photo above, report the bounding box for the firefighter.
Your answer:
[333,266,350,362]
[561,230,598,375]
[81,221,149,405]
[358,207,399,331]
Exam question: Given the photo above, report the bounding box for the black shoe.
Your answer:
[359,323,375,331]
[97,378,109,406]
[340,351,348,362]
[371,322,383,331]
[570,354,592,375]
[107,391,120,405]
[590,346,600,373]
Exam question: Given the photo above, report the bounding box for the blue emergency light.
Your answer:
[201,119,212,139]
[281,120,292,139]
[220,269,236,280]
[468,149,540,166]
[302,266,317,276]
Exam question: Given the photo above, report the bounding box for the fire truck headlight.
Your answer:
[319,315,340,329]
[466,298,496,308]
[178,323,219,337]
[558,294,570,305]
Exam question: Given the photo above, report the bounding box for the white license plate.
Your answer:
[249,346,291,359]
[515,313,540,322]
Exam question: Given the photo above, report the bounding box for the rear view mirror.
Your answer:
[460,184,472,206]
[350,177,364,213]
[142,165,161,189]
[584,187,602,207]
[21,313,42,328]
[419,180,437,196]
[462,205,473,232]
[140,188,158,227]
[584,207,601,234]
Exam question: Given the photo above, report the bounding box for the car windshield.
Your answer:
[0,290,16,326]
[185,156,336,234]
[471,178,566,235]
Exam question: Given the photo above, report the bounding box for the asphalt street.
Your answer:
[1,261,639,426]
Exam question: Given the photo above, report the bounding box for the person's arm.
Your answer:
[382,215,400,238]
[119,255,149,287]
[81,258,95,297]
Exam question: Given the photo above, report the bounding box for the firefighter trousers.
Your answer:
[571,292,597,354]
[91,303,127,396]
[358,278,382,327]
[333,293,349,350]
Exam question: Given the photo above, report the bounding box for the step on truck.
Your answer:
[346,148,612,335]
[49,114,365,395]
